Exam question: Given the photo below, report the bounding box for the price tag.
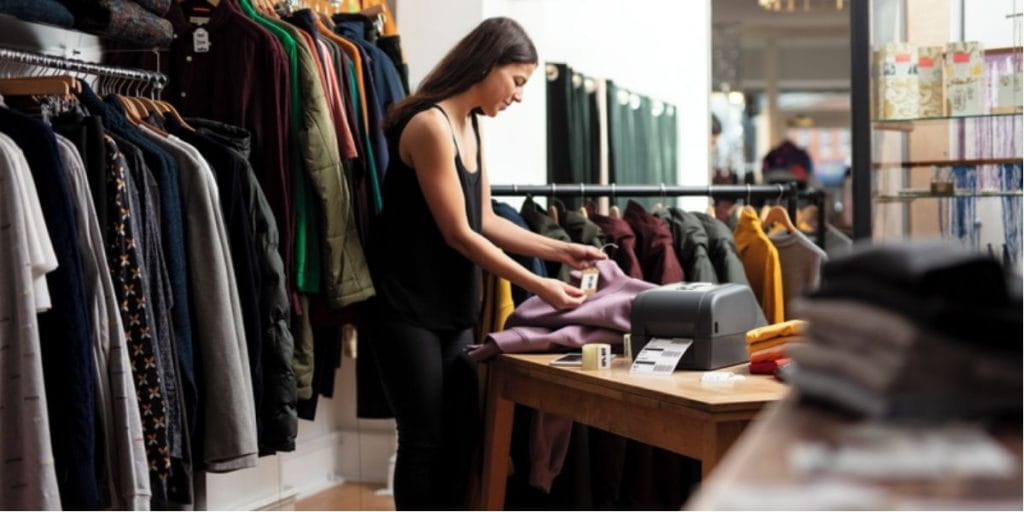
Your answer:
[579,267,599,296]
[193,28,211,53]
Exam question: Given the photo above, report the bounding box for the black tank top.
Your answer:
[371,104,483,330]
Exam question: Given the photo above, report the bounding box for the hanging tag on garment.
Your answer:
[579,267,600,296]
[193,28,211,53]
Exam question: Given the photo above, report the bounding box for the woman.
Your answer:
[370,16,606,509]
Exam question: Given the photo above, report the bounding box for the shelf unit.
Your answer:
[850,1,1023,267]
[875,190,1023,203]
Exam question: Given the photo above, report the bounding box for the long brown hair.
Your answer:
[385,17,537,130]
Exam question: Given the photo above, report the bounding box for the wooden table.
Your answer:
[687,397,1024,510]
[476,353,789,510]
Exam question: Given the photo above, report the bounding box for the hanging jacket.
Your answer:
[281,10,375,308]
[654,207,718,283]
[172,118,298,454]
[586,205,644,280]
[770,230,828,320]
[492,200,547,305]
[520,197,573,281]
[478,272,515,345]
[623,200,684,284]
[552,199,607,248]
[734,207,785,324]
[692,211,751,287]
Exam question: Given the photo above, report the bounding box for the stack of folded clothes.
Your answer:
[0,0,173,47]
[784,241,1022,420]
[745,319,806,375]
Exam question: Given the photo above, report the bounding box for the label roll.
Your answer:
[582,343,612,370]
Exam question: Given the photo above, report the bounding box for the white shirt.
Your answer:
[0,131,62,510]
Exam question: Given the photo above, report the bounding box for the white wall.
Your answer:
[963,0,1022,47]
[398,0,486,87]
[0,15,102,66]
[398,0,712,210]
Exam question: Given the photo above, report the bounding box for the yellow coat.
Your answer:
[734,207,786,323]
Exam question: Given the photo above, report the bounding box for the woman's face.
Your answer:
[476,62,536,117]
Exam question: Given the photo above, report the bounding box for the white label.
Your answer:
[630,338,692,376]
[188,16,211,25]
[579,267,599,296]
[193,28,211,53]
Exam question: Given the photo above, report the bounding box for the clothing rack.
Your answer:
[0,47,167,87]
[490,182,828,248]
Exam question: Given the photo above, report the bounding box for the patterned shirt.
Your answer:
[104,135,172,493]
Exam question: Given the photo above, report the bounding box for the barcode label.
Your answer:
[630,338,693,376]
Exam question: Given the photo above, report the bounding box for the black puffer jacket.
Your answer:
[189,118,297,454]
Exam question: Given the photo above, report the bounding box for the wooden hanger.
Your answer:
[797,205,819,232]
[360,4,384,17]
[0,76,74,97]
[115,95,145,126]
[155,100,196,131]
[762,205,797,234]
[127,95,155,119]
[548,204,560,225]
[138,96,165,119]
[706,204,715,216]
[253,0,273,18]
[610,204,622,219]
[578,206,588,219]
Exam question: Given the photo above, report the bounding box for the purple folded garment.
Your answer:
[472,259,656,360]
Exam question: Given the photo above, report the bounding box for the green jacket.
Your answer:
[278,22,374,309]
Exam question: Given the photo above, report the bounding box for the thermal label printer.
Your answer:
[629,282,763,370]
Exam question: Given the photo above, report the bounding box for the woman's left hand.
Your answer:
[561,243,607,270]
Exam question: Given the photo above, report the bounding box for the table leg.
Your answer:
[477,364,515,510]
[700,420,750,478]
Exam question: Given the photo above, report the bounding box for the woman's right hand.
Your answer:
[534,278,587,310]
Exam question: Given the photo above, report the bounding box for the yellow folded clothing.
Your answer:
[746,320,807,344]
[747,335,805,356]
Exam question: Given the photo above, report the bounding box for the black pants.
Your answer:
[368,305,481,510]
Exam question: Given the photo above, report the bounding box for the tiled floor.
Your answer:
[295,482,395,511]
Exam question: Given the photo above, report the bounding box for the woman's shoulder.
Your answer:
[399,107,450,145]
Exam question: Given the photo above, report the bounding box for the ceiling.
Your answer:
[712,0,851,92]
[712,0,850,35]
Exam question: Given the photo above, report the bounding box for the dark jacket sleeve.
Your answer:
[246,163,298,452]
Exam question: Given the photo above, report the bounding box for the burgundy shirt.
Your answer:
[163,0,294,296]
[623,200,685,284]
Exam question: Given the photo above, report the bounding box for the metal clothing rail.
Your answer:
[0,47,167,86]
[490,183,797,200]
[490,182,829,249]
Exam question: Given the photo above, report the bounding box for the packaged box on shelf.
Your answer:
[993,71,1023,114]
[917,46,945,117]
[878,43,919,120]
[945,41,986,116]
